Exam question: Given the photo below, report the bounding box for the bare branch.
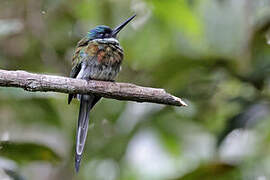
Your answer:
[0,69,187,107]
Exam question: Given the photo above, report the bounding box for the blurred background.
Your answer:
[0,0,270,179]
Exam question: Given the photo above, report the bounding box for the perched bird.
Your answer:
[68,15,136,172]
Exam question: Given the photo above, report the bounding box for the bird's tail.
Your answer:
[75,94,93,173]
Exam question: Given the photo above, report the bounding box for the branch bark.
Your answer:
[0,69,187,107]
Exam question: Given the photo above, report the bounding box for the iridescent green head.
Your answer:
[87,14,136,40]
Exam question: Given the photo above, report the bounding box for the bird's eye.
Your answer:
[99,33,104,38]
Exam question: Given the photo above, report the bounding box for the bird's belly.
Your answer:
[82,61,121,81]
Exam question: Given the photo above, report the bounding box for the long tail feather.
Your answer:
[75,94,93,173]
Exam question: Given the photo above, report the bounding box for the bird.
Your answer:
[68,14,136,172]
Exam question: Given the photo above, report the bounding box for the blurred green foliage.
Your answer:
[0,0,270,180]
[0,141,61,164]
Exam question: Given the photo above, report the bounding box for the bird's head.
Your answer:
[87,14,136,40]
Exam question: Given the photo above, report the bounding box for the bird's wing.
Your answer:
[70,35,93,78]
[70,39,87,78]
[77,36,90,47]
[67,45,82,104]
[68,40,100,104]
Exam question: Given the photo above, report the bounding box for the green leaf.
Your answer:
[0,141,61,164]
[177,163,241,180]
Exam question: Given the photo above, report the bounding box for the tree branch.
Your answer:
[0,69,187,107]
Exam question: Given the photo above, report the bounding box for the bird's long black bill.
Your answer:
[112,14,136,37]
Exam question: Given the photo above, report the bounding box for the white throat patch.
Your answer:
[94,38,119,45]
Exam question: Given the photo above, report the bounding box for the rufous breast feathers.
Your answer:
[86,38,123,65]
